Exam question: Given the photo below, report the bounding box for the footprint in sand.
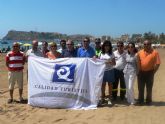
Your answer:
[75,113,82,118]
[53,118,64,122]
[86,115,95,120]
[70,121,88,124]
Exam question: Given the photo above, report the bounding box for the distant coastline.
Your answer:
[2,30,165,44]
[2,30,94,42]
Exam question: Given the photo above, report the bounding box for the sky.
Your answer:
[0,0,165,38]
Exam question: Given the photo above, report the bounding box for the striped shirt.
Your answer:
[6,51,25,71]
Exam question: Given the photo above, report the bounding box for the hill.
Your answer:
[2,30,94,41]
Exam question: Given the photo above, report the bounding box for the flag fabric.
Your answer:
[28,56,105,109]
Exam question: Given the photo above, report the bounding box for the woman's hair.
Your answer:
[49,42,57,47]
[128,42,138,54]
[101,40,112,54]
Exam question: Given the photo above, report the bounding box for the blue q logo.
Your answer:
[52,64,76,83]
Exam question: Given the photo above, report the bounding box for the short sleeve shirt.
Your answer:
[77,46,95,58]
[138,49,161,71]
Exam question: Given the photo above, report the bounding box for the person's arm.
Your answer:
[23,53,26,65]
[154,64,160,73]
[5,55,9,67]
[135,53,140,75]
[77,48,80,57]
[154,51,161,73]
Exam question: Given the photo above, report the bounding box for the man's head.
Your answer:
[144,39,152,51]
[95,38,101,49]
[42,41,48,50]
[32,40,38,51]
[66,40,74,51]
[12,42,20,53]
[117,41,124,53]
[60,39,66,50]
[82,37,90,49]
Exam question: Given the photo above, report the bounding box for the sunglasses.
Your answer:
[144,43,151,46]
[83,41,89,43]
[51,46,57,48]
[13,46,19,48]
[128,46,134,48]
[117,45,123,47]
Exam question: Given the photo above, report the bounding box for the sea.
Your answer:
[0,40,32,52]
[0,40,61,52]
[0,40,95,49]
[0,39,97,53]
[0,40,95,52]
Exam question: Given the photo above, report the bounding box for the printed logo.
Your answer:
[52,64,76,83]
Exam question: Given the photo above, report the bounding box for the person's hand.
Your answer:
[92,56,97,62]
[105,59,112,64]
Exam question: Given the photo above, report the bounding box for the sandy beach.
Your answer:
[0,49,165,124]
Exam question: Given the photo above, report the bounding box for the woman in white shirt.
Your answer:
[123,42,138,105]
[99,40,116,105]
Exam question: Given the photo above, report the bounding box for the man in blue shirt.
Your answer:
[77,37,96,58]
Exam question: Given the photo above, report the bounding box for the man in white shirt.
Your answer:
[57,39,66,53]
[26,40,43,58]
[112,41,127,101]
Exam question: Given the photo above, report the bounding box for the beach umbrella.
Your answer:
[48,42,53,45]
[38,42,42,46]
[23,43,32,46]
[17,42,23,45]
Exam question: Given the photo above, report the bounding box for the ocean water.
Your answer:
[0,40,61,51]
[0,40,96,52]
[0,40,31,49]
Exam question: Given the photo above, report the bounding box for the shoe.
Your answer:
[112,97,117,101]
[146,101,152,106]
[97,99,107,107]
[120,96,126,101]
[130,102,136,105]
[7,99,13,104]
[19,97,24,103]
[108,99,112,105]
[136,101,144,105]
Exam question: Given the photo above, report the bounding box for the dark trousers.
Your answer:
[138,70,154,103]
[112,69,126,99]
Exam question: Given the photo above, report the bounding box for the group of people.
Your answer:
[5,37,160,107]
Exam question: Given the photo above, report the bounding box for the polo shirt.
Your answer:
[6,51,25,71]
[61,49,77,57]
[138,49,161,71]
[77,46,95,58]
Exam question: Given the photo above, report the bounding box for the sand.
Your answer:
[0,49,165,124]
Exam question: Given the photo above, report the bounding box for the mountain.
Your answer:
[3,30,94,41]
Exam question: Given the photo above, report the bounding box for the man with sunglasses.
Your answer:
[6,42,26,103]
[95,38,102,58]
[112,41,127,101]
[61,40,77,57]
[137,39,160,105]
[77,37,95,58]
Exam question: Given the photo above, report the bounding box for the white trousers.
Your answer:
[124,72,136,104]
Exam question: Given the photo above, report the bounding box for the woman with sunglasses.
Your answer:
[98,40,116,106]
[46,42,61,59]
[123,42,138,105]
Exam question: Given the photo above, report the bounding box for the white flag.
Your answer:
[28,56,105,109]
